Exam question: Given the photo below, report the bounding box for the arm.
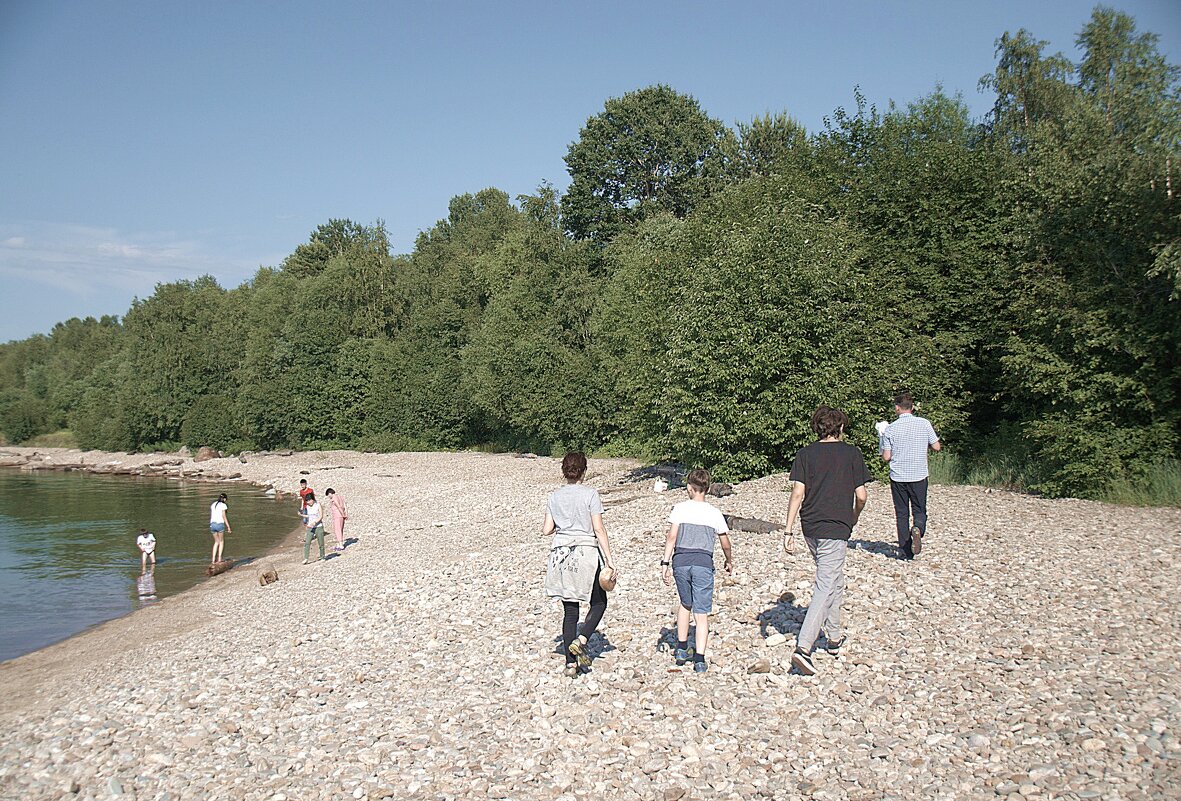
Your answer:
[853,484,867,525]
[718,532,734,574]
[541,511,555,537]
[784,481,805,552]
[224,511,232,534]
[880,448,892,462]
[591,512,615,571]
[930,439,942,452]
[661,523,678,585]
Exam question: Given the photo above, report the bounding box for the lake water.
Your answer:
[0,469,298,662]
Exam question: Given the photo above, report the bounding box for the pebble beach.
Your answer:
[0,447,1178,801]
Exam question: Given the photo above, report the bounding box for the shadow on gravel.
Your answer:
[756,593,808,639]
[343,537,359,548]
[848,538,907,559]
[550,632,616,661]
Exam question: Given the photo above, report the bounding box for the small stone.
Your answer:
[1080,738,1106,752]
[764,633,788,647]
[663,787,687,801]
[968,734,990,749]
[108,777,124,796]
[747,658,771,674]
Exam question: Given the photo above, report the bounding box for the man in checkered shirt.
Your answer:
[879,392,941,560]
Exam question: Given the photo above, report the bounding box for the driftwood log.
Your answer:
[206,559,234,576]
[723,515,785,534]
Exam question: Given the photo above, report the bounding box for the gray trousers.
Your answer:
[796,537,847,653]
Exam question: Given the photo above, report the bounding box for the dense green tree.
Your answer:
[562,85,734,243]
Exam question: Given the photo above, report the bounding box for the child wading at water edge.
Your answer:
[661,468,733,673]
[542,452,618,678]
[209,493,231,564]
[136,527,156,570]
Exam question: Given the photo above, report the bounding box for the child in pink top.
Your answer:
[325,488,348,551]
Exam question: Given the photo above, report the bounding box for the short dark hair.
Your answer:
[894,392,914,411]
[304,491,316,502]
[299,479,308,486]
[811,406,849,439]
[686,468,711,492]
[325,488,335,495]
[561,451,588,480]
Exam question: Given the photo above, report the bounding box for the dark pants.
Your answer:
[891,478,928,552]
[561,567,607,664]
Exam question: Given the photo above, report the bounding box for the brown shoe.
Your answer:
[910,525,923,556]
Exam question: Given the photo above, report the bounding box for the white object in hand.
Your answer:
[653,478,668,493]
[875,420,889,435]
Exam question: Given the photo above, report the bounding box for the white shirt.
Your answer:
[209,500,228,525]
[136,532,156,553]
[304,500,323,527]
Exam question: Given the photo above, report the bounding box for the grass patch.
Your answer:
[23,430,78,448]
[1101,460,1181,507]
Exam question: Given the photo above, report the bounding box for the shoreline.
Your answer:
[1,447,1178,800]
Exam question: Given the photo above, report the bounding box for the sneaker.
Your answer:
[568,637,592,669]
[910,525,923,556]
[824,636,847,656]
[791,648,817,676]
[563,664,578,679]
[693,660,708,673]
[674,647,693,666]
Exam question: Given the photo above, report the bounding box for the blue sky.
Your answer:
[1,0,1178,342]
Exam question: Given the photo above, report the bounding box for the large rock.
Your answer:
[194,446,221,462]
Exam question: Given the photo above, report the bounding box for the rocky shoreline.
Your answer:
[0,446,1177,801]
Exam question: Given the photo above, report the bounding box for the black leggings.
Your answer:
[562,567,608,664]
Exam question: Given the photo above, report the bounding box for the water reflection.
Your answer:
[137,566,157,603]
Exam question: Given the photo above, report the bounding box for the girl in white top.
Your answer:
[209,493,231,564]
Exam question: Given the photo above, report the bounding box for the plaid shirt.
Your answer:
[881,413,939,482]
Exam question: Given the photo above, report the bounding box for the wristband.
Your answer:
[660,560,670,566]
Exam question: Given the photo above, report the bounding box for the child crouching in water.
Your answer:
[661,468,733,673]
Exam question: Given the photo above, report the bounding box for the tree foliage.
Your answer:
[562,85,734,243]
[0,9,1177,502]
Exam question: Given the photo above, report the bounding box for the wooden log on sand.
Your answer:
[206,559,235,576]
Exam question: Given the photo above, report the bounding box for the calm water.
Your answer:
[0,469,298,662]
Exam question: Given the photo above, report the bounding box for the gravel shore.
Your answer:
[0,447,1178,801]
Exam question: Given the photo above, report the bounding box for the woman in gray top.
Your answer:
[542,451,617,678]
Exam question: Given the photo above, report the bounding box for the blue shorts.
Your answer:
[672,564,715,614]
[210,522,226,534]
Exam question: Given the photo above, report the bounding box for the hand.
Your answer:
[782,532,795,553]
[662,566,672,586]
[725,558,734,574]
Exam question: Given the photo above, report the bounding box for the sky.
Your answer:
[1,0,1179,343]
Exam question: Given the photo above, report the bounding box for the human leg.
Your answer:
[580,571,608,640]
[911,479,929,534]
[561,602,579,665]
[303,527,314,562]
[141,551,148,570]
[212,531,224,563]
[315,524,325,558]
[890,480,911,551]
[796,538,847,654]
[821,547,847,644]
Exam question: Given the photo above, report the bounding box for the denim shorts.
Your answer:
[672,564,715,614]
[210,522,226,534]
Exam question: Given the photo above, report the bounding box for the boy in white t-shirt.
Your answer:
[660,468,733,673]
[135,528,156,569]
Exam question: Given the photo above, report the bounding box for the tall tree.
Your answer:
[562,85,734,243]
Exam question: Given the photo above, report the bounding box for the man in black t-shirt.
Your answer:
[784,406,871,676]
